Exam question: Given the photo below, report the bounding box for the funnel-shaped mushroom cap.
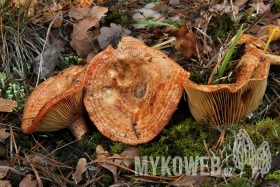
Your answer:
[184,46,270,126]
[84,37,190,145]
[22,66,86,135]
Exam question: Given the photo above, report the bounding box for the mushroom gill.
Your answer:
[184,45,270,126]
[21,66,88,140]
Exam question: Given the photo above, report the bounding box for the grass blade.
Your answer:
[215,24,244,83]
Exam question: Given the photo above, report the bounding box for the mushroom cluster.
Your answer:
[22,35,277,145]
[22,37,190,145]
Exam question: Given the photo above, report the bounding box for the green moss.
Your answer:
[272,0,280,14]
[224,177,248,187]
[207,12,239,42]
[110,142,129,154]
[104,4,135,30]
[160,118,219,156]
[85,116,280,185]
[266,170,280,184]
[97,170,114,186]
[189,70,202,83]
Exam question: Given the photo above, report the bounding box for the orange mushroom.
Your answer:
[184,40,270,126]
[21,66,88,140]
[84,37,190,145]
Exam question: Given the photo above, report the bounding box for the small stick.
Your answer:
[25,156,44,187]
[212,128,227,151]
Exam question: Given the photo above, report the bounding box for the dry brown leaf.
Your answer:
[42,12,63,28]
[168,175,212,187]
[94,146,120,183]
[0,128,10,144]
[48,32,67,48]
[0,98,17,112]
[32,47,64,79]
[101,155,120,184]
[97,23,131,50]
[256,25,280,42]
[96,145,109,160]
[32,24,67,80]
[10,0,37,16]
[0,160,10,180]
[70,6,108,58]
[72,158,87,183]
[68,8,91,20]
[41,4,64,28]
[234,0,248,8]
[168,26,196,59]
[248,1,271,15]
[0,180,11,187]
[19,174,37,187]
[119,147,140,169]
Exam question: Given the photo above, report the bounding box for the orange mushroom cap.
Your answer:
[184,46,270,126]
[21,66,88,139]
[84,36,190,145]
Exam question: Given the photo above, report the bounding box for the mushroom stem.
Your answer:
[266,54,280,66]
[68,116,89,140]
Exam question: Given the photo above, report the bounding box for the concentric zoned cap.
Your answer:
[84,36,190,145]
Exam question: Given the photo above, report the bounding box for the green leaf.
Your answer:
[214,24,244,84]
[135,20,172,27]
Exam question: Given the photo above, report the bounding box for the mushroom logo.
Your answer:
[232,129,271,178]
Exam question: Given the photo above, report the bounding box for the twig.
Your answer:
[46,139,79,157]
[212,128,227,151]
[203,140,212,162]
[25,156,44,187]
[35,12,62,86]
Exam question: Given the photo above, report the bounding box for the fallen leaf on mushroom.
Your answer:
[0,98,17,112]
[21,66,88,140]
[84,36,190,145]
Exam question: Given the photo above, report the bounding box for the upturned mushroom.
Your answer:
[84,36,190,145]
[21,66,88,140]
[184,35,270,126]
